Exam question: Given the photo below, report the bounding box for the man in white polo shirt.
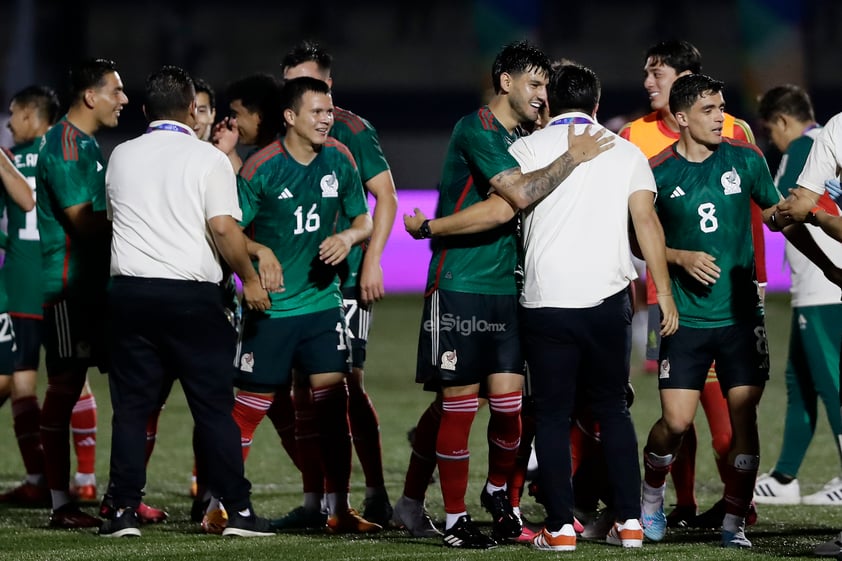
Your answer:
[99,65,281,538]
[509,63,677,550]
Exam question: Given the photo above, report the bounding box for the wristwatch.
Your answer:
[806,211,818,225]
[419,219,433,239]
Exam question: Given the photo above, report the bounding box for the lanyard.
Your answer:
[146,122,192,135]
[549,116,593,127]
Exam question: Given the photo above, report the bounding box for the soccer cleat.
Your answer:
[802,477,842,505]
[0,481,50,507]
[221,510,274,537]
[202,505,229,535]
[443,514,497,549]
[49,503,103,529]
[641,505,666,541]
[391,495,441,537]
[99,507,141,538]
[813,531,842,557]
[361,493,394,528]
[137,502,168,523]
[753,473,801,505]
[692,499,758,528]
[516,525,538,543]
[70,483,98,503]
[722,528,752,548]
[325,508,382,534]
[606,519,643,548]
[480,487,522,541]
[531,524,576,551]
[665,504,697,528]
[580,509,615,540]
[268,506,327,531]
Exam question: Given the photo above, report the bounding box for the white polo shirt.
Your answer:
[798,111,842,195]
[106,119,242,283]
[509,112,656,309]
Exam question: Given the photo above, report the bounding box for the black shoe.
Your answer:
[222,509,274,537]
[442,515,497,549]
[362,493,394,528]
[666,504,697,528]
[268,506,326,531]
[191,496,211,523]
[99,507,141,538]
[690,499,725,529]
[480,487,522,540]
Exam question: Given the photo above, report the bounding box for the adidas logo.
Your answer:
[669,186,686,198]
[444,534,463,547]
[277,188,293,199]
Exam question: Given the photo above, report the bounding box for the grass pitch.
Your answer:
[1,292,841,560]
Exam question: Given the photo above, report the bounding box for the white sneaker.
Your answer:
[753,473,801,505]
[803,477,842,505]
[606,518,643,548]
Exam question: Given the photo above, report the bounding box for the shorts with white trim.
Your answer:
[43,296,109,375]
[12,316,42,371]
[342,286,372,369]
[0,313,18,374]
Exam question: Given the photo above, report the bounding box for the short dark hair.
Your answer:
[144,65,195,122]
[68,58,118,105]
[281,76,331,115]
[669,74,725,115]
[11,85,61,125]
[193,77,216,110]
[548,63,600,116]
[491,40,551,94]
[757,84,815,124]
[645,40,702,74]
[226,73,284,146]
[281,40,332,74]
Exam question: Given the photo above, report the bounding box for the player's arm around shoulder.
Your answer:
[0,149,34,211]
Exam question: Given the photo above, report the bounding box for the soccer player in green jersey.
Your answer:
[638,74,783,549]
[35,58,127,529]
[268,40,399,528]
[229,76,379,534]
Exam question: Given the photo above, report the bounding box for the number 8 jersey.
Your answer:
[651,138,781,328]
[237,137,369,318]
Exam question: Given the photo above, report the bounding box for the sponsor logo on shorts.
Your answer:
[425,313,507,336]
[240,352,255,373]
[441,350,457,371]
[659,358,670,379]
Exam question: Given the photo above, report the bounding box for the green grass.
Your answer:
[2,292,842,560]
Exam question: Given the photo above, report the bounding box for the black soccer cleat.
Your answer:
[480,486,522,541]
[442,514,497,549]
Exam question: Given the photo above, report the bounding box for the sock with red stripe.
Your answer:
[487,392,522,487]
[71,393,97,481]
[402,399,442,501]
[231,391,273,461]
[509,399,535,509]
[700,376,733,482]
[724,453,759,520]
[437,394,478,515]
[313,382,351,503]
[12,396,45,477]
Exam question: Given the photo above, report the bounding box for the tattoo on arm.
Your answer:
[521,152,576,205]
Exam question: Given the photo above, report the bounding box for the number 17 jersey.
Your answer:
[652,139,780,328]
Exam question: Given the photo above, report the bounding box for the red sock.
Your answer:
[437,394,478,514]
[723,454,759,517]
[71,393,97,476]
[643,447,673,489]
[145,406,163,465]
[292,386,325,494]
[700,371,733,482]
[509,400,535,508]
[312,382,351,494]
[232,391,273,461]
[12,396,45,476]
[670,423,698,508]
[41,372,86,492]
[402,399,442,501]
[487,392,521,487]
[348,382,384,488]
[266,388,300,469]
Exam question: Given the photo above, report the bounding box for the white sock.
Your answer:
[722,513,744,534]
[51,490,71,510]
[485,481,506,495]
[446,511,467,530]
[641,482,666,515]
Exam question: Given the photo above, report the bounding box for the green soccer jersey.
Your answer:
[425,106,519,296]
[36,117,110,303]
[238,137,369,318]
[3,139,44,317]
[652,139,781,327]
[0,194,7,313]
[330,106,390,290]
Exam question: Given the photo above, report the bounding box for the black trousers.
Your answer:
[106,276,251,512]
[521,287,640,528]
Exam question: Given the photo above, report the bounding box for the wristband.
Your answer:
[419,219,432,239]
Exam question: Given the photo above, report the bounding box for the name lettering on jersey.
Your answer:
[320,172,339,198]
[441,350,458,371]
[669,186,686,198]
[658,358,670,380]
[277,187,294,199]
[240,352,255,373]
[721,167,742,195]
[96,161,104,172]
[14,153,38,168]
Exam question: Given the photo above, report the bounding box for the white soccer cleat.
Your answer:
[753,473,801,505]
[802,477,842,506]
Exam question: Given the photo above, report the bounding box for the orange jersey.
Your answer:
[619,111,767,304]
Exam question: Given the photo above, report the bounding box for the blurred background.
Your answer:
[0,0,838,290]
